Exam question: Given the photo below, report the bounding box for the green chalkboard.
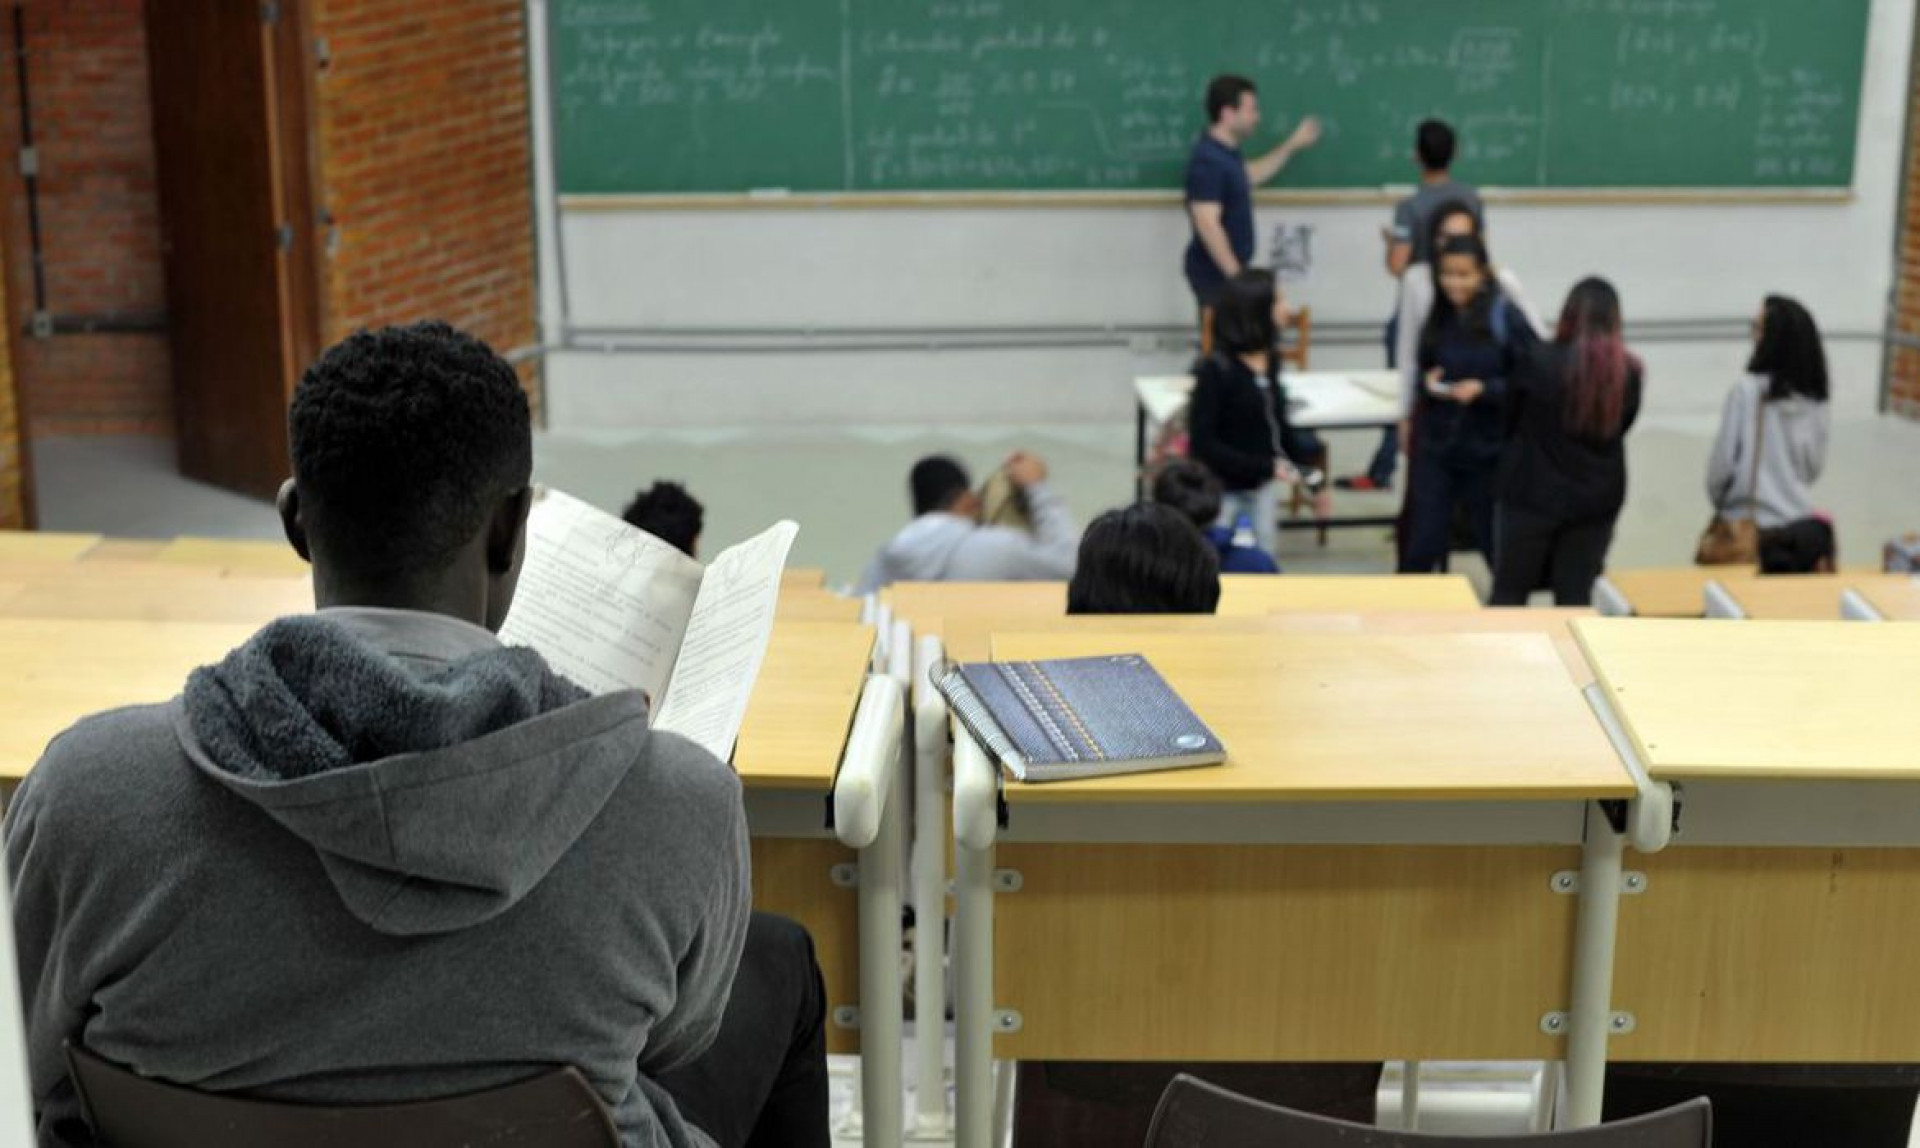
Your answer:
[550,0,1870,194]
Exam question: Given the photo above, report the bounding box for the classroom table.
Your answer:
[1574,620,1920,1071]
[1134,370,1403,529]
[1593,567,1732,618]
[1846,574,1920,620]
[0,533,103,563]
[150,537,312,577]
[946,629,1641,1146]
[0,576,313,625]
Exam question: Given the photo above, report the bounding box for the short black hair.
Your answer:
[910,455,972,516]
[622,481,704,557]
[1759,518,1837,574]
[1416,119,1457,171]
[1210,269,1279,360]
[1749,295,1830,403]
[1205,75,1257,124]
[1151,459,1223,530]
[289,321,531,576]
[1067,503,1221,616]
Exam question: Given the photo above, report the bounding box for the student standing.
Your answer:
[1700,295,1831,562]
[1491,278,1643,606]
[1399,235,1538,575]
[1182,75,1321,320]
[1187,269,1309,560]
[1340,119,1484,492]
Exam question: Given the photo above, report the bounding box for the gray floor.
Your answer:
[35,409,1920,592]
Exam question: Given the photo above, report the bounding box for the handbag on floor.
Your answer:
[1696,393,1766,566]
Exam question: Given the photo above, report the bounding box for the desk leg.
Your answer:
[858,753,907,1148]
[1565,800,1624,1126]
[953,736,999,1148]
[910,646,953,1140]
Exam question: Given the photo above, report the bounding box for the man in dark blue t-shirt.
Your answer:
[1183,74,1321,311]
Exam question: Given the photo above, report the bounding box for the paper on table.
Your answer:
[655,520,799,761]
[498,488,703,703]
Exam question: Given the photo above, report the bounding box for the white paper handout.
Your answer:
[498,487,799,762]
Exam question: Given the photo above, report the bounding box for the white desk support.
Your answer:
[1702,580,1745,620]
[0,861,33,1148]
[1592,577,1633,618]
[951,733,1000,1148]
[1842,589,1886,622]
[909,635,952,1139]
[832,673,909,1148]
[1565,684,1677,1127]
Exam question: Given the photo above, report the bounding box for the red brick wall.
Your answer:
[0,2,171,438]
[0,223,25,528]
[310,0,539,389]
[1890,38,1920,419]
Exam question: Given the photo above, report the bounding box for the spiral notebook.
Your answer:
[932,654,1226,783]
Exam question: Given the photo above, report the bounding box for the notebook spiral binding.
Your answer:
[929,659,1030,780]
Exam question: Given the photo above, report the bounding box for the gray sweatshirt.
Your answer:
[856,480,1079,593]
[3,608,750,1148]
[1706,374,1830,528]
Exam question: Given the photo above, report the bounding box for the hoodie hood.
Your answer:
[873,512,976,584]
[179,614,650,937]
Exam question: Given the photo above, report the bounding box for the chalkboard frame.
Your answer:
[556,187,1855,211]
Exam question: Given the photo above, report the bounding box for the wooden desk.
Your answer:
[82,539,169,563]
[734,620,875,1057]
[774,591,863,624]
[1603,568,1732,618]
[1576,618,1920,1062]
[0,619,258,781]
[0,532,102,563]
[1218,574,1480,615]
[151,537,310,577]
[1708,574,1850,620]
[1853,575,1920,621]
[886,581,1066,630]
[952,629,1628,1072]
[782,567,827,590]
[0,577,312,626]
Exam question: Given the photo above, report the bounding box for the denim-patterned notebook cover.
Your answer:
[933,654,1225,782]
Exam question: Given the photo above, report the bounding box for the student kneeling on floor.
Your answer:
[4,322,830,1148]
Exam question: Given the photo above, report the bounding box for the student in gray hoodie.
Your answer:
[1707,294,1831,530]
[3,322,826,1148]
[856,451,1079,592]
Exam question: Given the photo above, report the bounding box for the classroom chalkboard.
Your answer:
[551,0,1870,195]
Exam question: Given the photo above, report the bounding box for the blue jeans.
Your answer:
[1399,448,1496,574]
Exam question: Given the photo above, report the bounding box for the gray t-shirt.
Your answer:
[1391,180,1484,264]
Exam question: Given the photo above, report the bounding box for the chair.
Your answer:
[1278,307,1329,546]
[1145,1073,1711,1147]
[65,1044,619,1148]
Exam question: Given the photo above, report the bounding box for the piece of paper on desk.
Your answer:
[498,487,799,762]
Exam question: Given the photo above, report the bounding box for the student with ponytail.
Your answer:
[1490,277,1644,605]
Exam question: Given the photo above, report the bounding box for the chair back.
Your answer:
[65,1044,619,1148]
[1145,1073,1710,1148]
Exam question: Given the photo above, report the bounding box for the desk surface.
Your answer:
[150,538,311,577]
[0,577,312,625]
[0,618,259,780]
[1576,618,1920,781]
[733,622,875,791]
[1711,574,1851,620]
[1136,371,1402,430]
[1606,567,1731,618]
[0,532,103,563]
[987,630,1631,804]
[774,592,864,624]
[1857,576,1920,621]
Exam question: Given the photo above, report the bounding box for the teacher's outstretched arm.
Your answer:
[1246,115,1322,186]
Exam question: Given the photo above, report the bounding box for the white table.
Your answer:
[1135,370,1404,531]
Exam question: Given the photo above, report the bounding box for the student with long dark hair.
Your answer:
[1066,503,1221,615]
[1398,234,1538,574]
[1705,295,1831,540]
[1187,269,1316,559]
[1490,278,1643,605]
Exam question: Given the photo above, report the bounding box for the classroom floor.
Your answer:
[33,405,1920,593]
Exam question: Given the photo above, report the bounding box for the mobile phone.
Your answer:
[1424,377,1459,398]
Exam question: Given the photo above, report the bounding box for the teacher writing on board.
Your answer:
[1183,74,1322,343]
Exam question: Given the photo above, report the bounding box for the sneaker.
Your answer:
[1335,474,1390,493]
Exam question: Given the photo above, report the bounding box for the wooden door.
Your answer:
[145,0,321,499]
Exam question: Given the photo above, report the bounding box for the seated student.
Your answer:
[1759,517,1838,574]
[623,480,704,558]
[857,451,1078,592]
[1151,458,1280,574]
[1066,502,1222,615]
[4,323,828,1148]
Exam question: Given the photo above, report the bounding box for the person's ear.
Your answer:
[276,480,312,563]
[487,487,535,577]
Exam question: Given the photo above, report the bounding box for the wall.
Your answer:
[544,0,1912,433]
[311,0,540,391]
[0,219,24,528]
[0,1,170,438]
